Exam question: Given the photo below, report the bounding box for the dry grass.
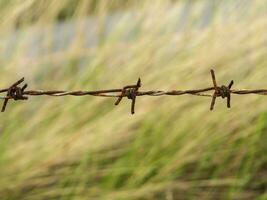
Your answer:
[0,0,266,199]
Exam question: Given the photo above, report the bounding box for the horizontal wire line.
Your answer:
[2,89,267,98]
[1,69,267,113]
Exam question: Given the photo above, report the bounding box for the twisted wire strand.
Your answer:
[1,69,267,114]
[1,88,267,97]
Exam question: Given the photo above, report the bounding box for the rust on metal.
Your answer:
[115,78,141,114]
[1,69,267,114]
[210,69,234,111]
[1,77,28,112]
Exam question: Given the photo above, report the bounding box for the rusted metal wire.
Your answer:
[1,69,267,114]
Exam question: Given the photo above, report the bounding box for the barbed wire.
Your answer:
[1,69,267,114]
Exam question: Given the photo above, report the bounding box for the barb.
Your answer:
[1,78,28,112]
[210,69,234,111]
[1,69,267,114]
[114,78,141,114]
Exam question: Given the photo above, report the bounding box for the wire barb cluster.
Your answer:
[114,78,141,114]
[210,69,234,111]
[1,69,267,114]
[1,78,28,112]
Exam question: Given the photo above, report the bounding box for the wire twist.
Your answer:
[210,69,234,110]
[1,69,267,114]
[1,78,28,112]
[114,78,141,114]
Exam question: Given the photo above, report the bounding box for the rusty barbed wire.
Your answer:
[1,69,267,114]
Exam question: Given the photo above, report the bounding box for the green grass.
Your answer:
[0,0,266,199]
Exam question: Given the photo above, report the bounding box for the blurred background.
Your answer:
[0,0,266,199]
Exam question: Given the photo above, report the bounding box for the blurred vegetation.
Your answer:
[0,0,266,199]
